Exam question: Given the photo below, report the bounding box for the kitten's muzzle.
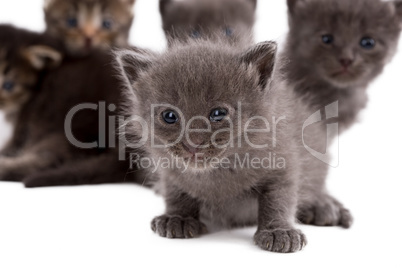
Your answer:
[339,58,354,68]
[182,141,203,155]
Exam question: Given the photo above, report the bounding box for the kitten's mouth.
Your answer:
[329,68,361,83]
[331,69,352,77]
[168,142,228,166]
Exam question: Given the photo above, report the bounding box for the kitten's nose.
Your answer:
[182,140,203,154]
[339,58,353,68]
[82,24,97,38]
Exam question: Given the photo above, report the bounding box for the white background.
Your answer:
[0,0,401,267]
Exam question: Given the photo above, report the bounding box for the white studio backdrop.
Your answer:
[0,0,401,268]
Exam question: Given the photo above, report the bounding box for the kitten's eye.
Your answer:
[162,110,179,124]
[66,17,78,28]
[225,27,233,36]
[190,30,201,39]
[322,34,334,45]
[210,108,228,122]
[2,81,14,92]
[102,19,113,30]
[360,37,375,50]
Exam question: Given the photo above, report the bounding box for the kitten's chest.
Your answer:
[298,84,368,130]
[164,168,260,204]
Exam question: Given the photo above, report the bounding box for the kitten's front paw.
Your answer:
[0,159,20,182]
[151,215,207,239]
[254,229,307,253]
[297,195,353,228]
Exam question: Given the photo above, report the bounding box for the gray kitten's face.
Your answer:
[160,0,256,45]
[118,41,276,171]
[288,0,402,88]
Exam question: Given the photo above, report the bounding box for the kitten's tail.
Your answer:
[22,152,150,188]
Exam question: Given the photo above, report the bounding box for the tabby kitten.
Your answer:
[0,25,62,157]
[117,40,352,253]
[160,0,256,46]
[44,0,136,56]
[283,0,402,132]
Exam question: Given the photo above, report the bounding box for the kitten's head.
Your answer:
[44,0,136,56]
[116,40,277,171]
[0,25,62,114]
[287,0,402,88]
[160,0,256,45]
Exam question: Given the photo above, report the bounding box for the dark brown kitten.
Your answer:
[0,25,140,187]
[160,0,256,46]
[44,0,136,56]
[283,0,402,133]
[117,40,352,253]
[0,25,62,157]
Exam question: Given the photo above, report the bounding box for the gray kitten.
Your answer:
[116,39,351,253]
[160,0,256,46]
[283,0,402,132]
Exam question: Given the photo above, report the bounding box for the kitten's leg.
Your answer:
[297,155,353,228]
[0,122,28,157]
[0,132,26,157]
[0,135,70,181]
[151,184,207,239]
[297,192,353,228]
[0,141,19,158]
[23,153,143,188]
[0,153,53,181]
[254,173,307,253]
[298,119,353,228]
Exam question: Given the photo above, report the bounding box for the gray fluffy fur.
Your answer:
[117,39,352,253]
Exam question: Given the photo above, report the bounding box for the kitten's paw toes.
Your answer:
[298,195,353,228]
[338,208,353,228]
[151,215,207,239]
[254,229,307,253]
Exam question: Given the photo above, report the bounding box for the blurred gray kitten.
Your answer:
[160,0,256,46]
[116,39,352,253]
[283,0,402,133]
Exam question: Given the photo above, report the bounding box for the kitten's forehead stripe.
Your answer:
[0,62,7,74]
[3,65,12,75]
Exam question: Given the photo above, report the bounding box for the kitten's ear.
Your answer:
[43,0,55,10]
[239,41,277,89]
[160,0,174,15]
[115,49,155,91]
[287,0,306,15]
[247,0,257,10]
[23,45,62,70]
[393,1,402,26]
